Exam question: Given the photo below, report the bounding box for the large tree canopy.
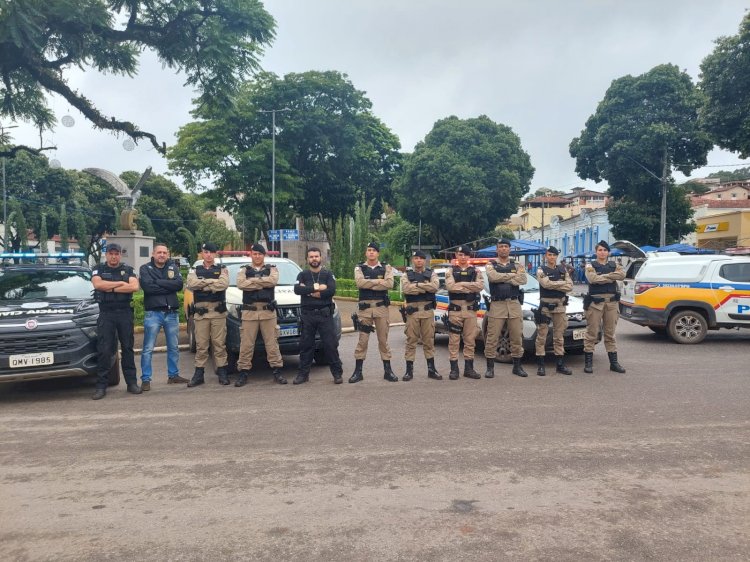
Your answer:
[0,0,275,156]
[394,115,534,248]
[168,70,401,239]
[700,13,750,158]
[570,64,712,246]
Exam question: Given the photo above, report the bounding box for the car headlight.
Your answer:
[523,310,534,321]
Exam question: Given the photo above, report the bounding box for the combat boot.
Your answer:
[127,383,142,394]
[426,358,442,380]
[383,360,399,382]
[348,359,364,383]
[449,360,460,380]
[216,366,230,385]
[235,370,249,387]
[402,361,414,381]
[332,372,343,384]
[555,356,572,375]
[293,372,309,385]
[484,357,495,379]
[92,388,106,400]
[583,352,593,373]
[463,359,481,379]
[536,356,546,377]
[512,358,528,377]
[187,367,205,388]
[272,368,288,384]
[608,352,626,373]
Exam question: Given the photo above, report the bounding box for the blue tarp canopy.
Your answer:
[640,245,658,252]
[656,243,715,254]
[474,239,547,257]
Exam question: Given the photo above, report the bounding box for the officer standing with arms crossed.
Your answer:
[91,243,141,399]
[534,245,573,376]
[186,242,230,387]
[584,240,626,374]
[292,247,343,385]
[444,245,484,380]
[349,242,398,383]
[235,243,286,387]
[484,238,528,378]
[400,250,441,381]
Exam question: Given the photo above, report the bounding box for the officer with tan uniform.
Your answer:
[444,245,484,380]
[400,250,441,381]
[235,243,286,387]
[186,242,230,387]
[349,242,398,383]
[535,245,573,376]
[584,240,626,374]
[484,238,528,378]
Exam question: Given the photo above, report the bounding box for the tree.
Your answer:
[329,198,374,279]
[394,115,534,248]
[378,214,420,266]
[38,213,48,251]
[699,13,750,158]
[0,0,275,157]
[706,166,750,182]
[570,64,712,246]
[195,213,241,251]
[168,71,401,239]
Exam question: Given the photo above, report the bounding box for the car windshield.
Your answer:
[212,261,302,286]
[0,269,92,301]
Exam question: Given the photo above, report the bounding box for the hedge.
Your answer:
[335,278,402,303]
[132,291,186,326]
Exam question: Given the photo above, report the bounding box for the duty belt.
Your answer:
[448,301,480,311]
[490,296,518,301]
[358,300,389,310]
[403,302,436,314]
[590,294,619,303]
[242,302,276,311]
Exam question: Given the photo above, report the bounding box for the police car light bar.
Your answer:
[0,252,86,259]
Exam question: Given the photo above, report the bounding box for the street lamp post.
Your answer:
[258,108,289,254]
[1,123,19,250]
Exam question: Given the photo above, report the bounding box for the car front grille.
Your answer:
[277,305,301,323]
[566,312,587,327]
[0,332,75,355]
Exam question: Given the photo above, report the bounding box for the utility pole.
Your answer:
[1,123,19,250]
[258,108,289,254]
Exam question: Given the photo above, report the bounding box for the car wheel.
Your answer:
[667,310,707,344]
[314,349,331,366]
[107,361,121,386]
[188,317,196,353]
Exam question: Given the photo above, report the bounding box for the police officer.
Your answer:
[139,243,186,389]
[186,242,230,387]
[535,245,573,376]
[400,250,441,381]
[349,242,398,383]
[584,240,626,374]
[484,238,528,378]
[444,245,484,380]
[292,247,343,385]
[90,243,141,399]
[235,243,286,387]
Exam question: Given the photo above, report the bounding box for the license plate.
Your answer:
[279,326,299,337]
[573,329,586,340]
[10,352,54,368]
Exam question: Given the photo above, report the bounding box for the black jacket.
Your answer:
[294,269,336,309]
[139,259,183,311]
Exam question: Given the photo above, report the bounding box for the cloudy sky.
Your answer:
[10,0,750,193]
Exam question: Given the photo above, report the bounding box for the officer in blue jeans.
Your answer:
[139,243,186,390]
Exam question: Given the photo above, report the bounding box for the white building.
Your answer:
[518,208,613,259]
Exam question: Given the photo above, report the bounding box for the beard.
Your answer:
[309,260,321,268]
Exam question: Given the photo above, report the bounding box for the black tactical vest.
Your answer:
[588,261,618,295]
[404,268,436,304]
[94,263,134,310]
[448,266,479,301]
[489,260,521,301]
[242,265,275,304]
[193,264,226,303]
[358,263,389,301]
[539,264,568,299]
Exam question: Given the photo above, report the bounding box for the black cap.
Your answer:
[251,243,267,254]
[367,242,380,252]
[497,238,512,246]
[596,240,610,251]
[412,250,427,259]
[546,245,560,255]
[106,243,121,253]
[455,244,472,255]
[201,242,219,253]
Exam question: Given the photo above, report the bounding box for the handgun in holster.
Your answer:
[441,313,463,334]
[194,305,209,316]
[187,303,195,316]
[399,306,407,323]
[583,294,593,311]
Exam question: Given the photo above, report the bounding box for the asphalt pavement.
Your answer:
[1,320,748,561]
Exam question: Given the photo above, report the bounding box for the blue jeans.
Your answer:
[141,310,180,382]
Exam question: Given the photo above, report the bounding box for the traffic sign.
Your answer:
[268,230,280,242]
[282,229,299,241]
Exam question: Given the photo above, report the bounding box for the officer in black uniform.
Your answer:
[90,243,141,400]
[292,247,343,385]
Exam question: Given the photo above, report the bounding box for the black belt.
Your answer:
[149,306,179,312]
[449,301,480,311]
[302,306,333,314]
[491,296,518,301]
[359,300,388,310]
[242,302,276,311]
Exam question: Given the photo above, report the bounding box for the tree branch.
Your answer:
[0,144,56,158]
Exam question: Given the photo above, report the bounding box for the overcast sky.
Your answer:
[10,0,750,193]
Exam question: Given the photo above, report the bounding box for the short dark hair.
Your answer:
[307,246,321,256]
[154,242,169,250]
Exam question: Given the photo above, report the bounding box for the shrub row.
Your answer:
[335,278,402,303]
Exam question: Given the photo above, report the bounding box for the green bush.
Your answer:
[335,278,402,303]
[132,291,186,326]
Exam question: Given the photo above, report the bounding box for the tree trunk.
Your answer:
[660,145,669,247]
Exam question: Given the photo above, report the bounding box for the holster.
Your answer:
[216,301,227,314]
[583,294,593,311]
[351,313,375,333]
[441,313,463,334]
[399,306,407,323]
[519,289,525,305]
[448,302,463,312]
[188,303,195,316]
[534,307,551,325]
[194,305,209,316]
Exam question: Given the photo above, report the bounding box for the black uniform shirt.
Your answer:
[294,269,336,309]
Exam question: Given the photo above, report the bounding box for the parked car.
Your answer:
[0,253,119,385]
[184,254,342,371]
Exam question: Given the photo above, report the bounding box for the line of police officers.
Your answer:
[90,237,626,400]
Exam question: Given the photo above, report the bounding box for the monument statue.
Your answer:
[82,167,151,230]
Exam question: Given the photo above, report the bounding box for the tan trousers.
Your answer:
[484,300,523,359]
[585,297,619,353]
[238,309,283,370]
[354,301,391,360]
[404,306,435,361]
[535,300,567,356]
[447,302,479,361]
[194,309,228,368]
